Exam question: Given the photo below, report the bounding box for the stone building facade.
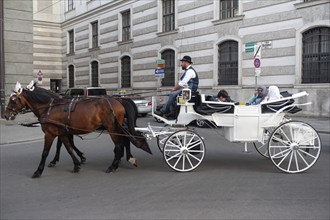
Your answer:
[1,0,33,115]
[1,0,329,117]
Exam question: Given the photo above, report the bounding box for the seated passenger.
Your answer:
[263,85,282,102]
[155,55,199,118]
[247,85,267,105]
[217,89,235,102]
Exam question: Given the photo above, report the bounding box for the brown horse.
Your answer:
[3,83,151,178]
[28,83,139,168]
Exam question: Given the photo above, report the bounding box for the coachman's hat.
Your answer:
[180,55,193,64]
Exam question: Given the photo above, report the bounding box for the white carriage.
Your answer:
[136,88,321,174]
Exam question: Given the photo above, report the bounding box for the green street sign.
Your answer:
[245,48,254,53]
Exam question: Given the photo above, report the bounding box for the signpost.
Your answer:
[253,44,261,87]
[155,59,165,90]
[37,70,43,84]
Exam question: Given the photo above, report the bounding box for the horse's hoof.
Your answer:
[128,157,137,167]
[48,162,56,167]
[81,158,86,164]
[32,172,41,178]
[72,166,81,173]
[106,167,116,173]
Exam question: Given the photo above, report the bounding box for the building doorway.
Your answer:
[50,79,61,93]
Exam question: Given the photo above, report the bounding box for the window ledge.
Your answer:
[294,83,330,89]
[212,15,244,25]
[117,39,133,46]
[156,29,179,37]
[295,0,329,9]
[88,46,100,52]
[66,52,75,56]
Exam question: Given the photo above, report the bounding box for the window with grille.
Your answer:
[121,56,131,88]
[302,27,330,83]
[162,0,175,32]
[68,30,74,54]
[91,21,98,48]
[218,40,238,85]
[122,10,131,41]
[91,61,99,87]
[68,0,73,11]
[161,50,175,87]
[220,0,238,20]
[68,65,74,88]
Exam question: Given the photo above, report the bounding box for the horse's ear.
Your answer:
[27,80,35,91]
[14,81,23,94]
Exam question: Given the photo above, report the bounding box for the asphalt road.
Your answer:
[1,116,329,220]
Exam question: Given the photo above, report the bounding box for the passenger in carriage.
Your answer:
[217,90,235,102]
[263,85,282,102]
[247,84,267,105]
[155,55,199,118]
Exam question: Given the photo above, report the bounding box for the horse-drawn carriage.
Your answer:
[136,88,321,174]
[3,82,321,177]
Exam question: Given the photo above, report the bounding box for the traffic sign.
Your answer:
[155,68,165,74]
[155,68,165,78]
[254,44,261,58]
[254,58,261,68]
[37,70,43,84]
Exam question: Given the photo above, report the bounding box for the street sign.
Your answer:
[155,68,165,78]
[37,70,43,84]
[255,68,261,77]
[244,42,256,53]
[262,41,272,49]
[254,58,261,68]
[254,44,261,58]
[156,59,165,68]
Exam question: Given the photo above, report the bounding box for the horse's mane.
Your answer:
[34,86,59,98]
[25,89,52,103]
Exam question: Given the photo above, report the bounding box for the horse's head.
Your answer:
[132,130,152,154]
[3,82,27,120]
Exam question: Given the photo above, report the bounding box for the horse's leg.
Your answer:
[69,134,86,164]
[60,135,81,173]
[106,143,124,173]
[124,138,137,167]
[48,137,62,167]
[32,133,55,178]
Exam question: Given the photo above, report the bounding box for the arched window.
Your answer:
[302,27,330,83]
[161,49,175,86]
[68,65,74,88]
[121,56,131,88]
[91,61,99,87]
[218,40,238,85]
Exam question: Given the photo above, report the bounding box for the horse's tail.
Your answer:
[120,98,152,154]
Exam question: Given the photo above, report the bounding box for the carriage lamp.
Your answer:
[182,88,191,102]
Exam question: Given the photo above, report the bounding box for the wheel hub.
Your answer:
[181,147,189,155]
[290,143,299,150]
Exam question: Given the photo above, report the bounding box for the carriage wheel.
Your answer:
[163,130,205,172]
[253,128,273,158]
[268,121,321,173]
[254,117,290,158]
[156,126,178,153]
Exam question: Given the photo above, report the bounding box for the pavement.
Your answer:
[0,111,329,145]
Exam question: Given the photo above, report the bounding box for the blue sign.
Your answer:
[155,68,165,74]
[254,58,261,68]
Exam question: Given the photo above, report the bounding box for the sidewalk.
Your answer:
[0,112,329,145]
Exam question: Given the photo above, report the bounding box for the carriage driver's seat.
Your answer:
[188,91,201,111]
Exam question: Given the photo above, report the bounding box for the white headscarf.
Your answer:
[267,86,281,101]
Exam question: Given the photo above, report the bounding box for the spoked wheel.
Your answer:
[156,127,185,153]
[268,121,321,173]
[253,128,273,158]
[163,130,205,172]
[254,117,290,158]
